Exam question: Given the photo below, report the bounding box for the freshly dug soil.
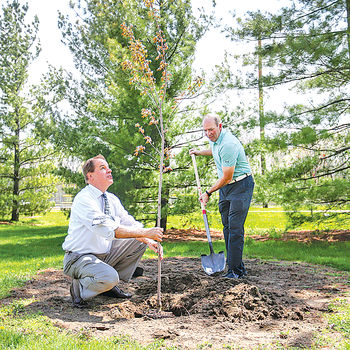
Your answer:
[2,255,349,349]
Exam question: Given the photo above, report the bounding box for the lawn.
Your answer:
[1,210,349,298]
[168,205,348,233]
[0,210,349,349]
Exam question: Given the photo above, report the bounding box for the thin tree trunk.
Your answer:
[342,1,350,207]
[258,38,268,208]
[11,119,20,221]
[156,107,165,311]
[346,0,350,59]
[156,192,168,231]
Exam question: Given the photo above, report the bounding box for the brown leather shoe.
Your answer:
[102,286,132,299]
[70,279,87,308]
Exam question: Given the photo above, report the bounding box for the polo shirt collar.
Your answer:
[213,128,226,145]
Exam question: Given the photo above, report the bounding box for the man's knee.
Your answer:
[96,266,119,288]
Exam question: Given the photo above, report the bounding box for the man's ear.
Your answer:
[86,172,93,182]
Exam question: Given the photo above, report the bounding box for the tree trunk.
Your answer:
[346,0,350,58]
[258,38,268,208]
[160,187,169,231]
[154,187,169,231]
[11,120,20,221]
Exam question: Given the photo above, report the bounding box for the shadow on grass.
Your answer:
[244,238,350,272]
[0,225,68,238]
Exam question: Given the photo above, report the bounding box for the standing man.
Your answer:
[190,115,254,279]
[62,154,163,307]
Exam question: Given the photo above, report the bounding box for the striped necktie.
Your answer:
[101,193,111,216]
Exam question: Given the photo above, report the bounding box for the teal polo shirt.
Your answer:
[209,128,251,179]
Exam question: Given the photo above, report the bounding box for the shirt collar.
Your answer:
[213,128,226,145]
[87,184,104,199]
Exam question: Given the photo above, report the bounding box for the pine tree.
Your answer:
[0,1,60,221]
[226,1,350,227]
[48,0,211,228]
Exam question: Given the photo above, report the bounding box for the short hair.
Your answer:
[203,114,221,126]
[82,154,106,183]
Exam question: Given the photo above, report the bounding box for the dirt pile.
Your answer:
[2,257,349,349]
[127,272,305,323]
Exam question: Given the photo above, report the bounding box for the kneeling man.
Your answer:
[62,154,163,307]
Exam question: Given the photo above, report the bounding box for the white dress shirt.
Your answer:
[62,184,143,254]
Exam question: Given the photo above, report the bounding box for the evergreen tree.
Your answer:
[226,1,350,227]
[225,11,278,208]
[0,0,60,221]
[49,0,212,228]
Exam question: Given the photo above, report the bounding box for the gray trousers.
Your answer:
[63,239,146,300]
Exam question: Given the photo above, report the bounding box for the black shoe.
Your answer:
[102,286,132,299]
[222,269,246,279]
[70,279,87,308]
[132,266,144,278]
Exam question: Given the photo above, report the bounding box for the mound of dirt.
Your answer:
[2,257,349,349]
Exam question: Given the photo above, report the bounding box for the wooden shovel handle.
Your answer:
[191,154,206,212]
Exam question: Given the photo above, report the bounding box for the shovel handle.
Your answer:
[191,154,214,249]
[191,154,206,212]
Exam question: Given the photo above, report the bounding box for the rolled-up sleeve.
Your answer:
[111,196,143,228]
[73,196,119,241]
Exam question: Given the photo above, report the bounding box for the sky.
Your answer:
[7,0,299,151]
[22,0,289,83]
[13,0,298,120]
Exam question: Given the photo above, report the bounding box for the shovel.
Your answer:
[191,154,226,275]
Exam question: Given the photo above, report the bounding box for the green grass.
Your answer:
[167,208,289,233]
[328,298,350,338]
[0,210,349,349]
[308,297,350,350]
[168,206,348,234]
[0,212,68,298]
[0,299,174,350]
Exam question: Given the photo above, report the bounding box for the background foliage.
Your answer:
[0,0,60,221]
[0,0,348,229]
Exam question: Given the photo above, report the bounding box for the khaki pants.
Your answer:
[63,239,146,300]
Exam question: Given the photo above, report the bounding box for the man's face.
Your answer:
[203,118,222,142]
[87,159,113,191]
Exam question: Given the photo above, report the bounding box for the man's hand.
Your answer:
[143,227,163,242]
[189,148,199,156]
[139,238,164,259]
[199,191,209,206]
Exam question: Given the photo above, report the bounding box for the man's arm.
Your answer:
[115,226,164,259]
[189,148,212,156]
[114,225,163,242]
[200,166,235,205]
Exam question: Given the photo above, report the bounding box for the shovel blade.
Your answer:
[201,251,226,275]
